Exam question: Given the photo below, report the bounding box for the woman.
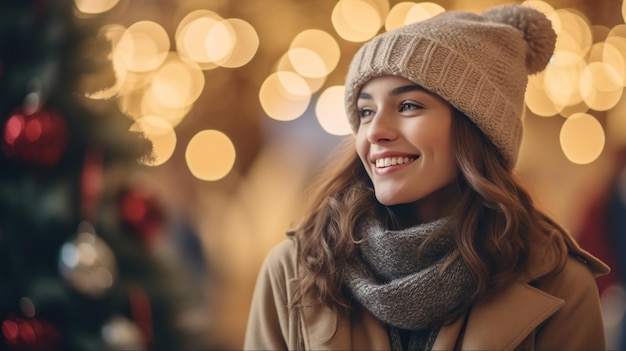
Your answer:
[244,4,608,350]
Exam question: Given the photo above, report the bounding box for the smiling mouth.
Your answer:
[375,156,418,168]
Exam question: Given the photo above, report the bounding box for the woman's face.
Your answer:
[355,76,459,215]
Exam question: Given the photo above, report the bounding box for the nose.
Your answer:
[366,110,398,144]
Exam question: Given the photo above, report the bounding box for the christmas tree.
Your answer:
[0,0,204,350]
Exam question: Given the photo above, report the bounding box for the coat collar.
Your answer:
[520,228,609,283]
[433,281,564,351]
[434,230,609,351]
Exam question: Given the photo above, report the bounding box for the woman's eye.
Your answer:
[400,102,422,112]
[358,108,373,118]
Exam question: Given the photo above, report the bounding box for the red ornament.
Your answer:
[118,189,164,245]
[1,108,69,167]
[1,314,61,351]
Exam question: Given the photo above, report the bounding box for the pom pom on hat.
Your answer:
[482,5,556,74]
[344,4,557,167]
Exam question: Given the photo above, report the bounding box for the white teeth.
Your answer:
[375,156,414,168]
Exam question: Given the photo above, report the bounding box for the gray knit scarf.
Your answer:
[342,216,475,348]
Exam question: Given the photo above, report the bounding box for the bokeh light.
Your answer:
[185,130,236,181]
[150,53,205,110]
[588,42,626,86]
[543,51,586,110]
[404,2,445,24]
[386,2,418,31]
[83,0,626,172]
[276,53,327,94]
[555,9,592,56]
[606,28,626,86]
[259,72,311,121]
[130,116,177,166]
[560,112,605,164]
[580,62,623,111]
[74,0,120,14]
[525,71,559,117]
[288,29,341,79]
[175,10,223,70]
[114,21,169,73]
[140,90,193,128]
[287,48,326,79]
[205,19,236,65]
[332,0,383,42]
[217,18,259,68]
[315,86,351,136]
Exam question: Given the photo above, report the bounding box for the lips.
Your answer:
[374,155,418,168]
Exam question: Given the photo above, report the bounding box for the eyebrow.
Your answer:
[357,84,429,100]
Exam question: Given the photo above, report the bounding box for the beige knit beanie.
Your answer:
[344,4,556,167]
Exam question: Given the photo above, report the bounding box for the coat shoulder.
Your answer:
[562,229,610,277]
[536,254,600,297]
[243,238,300,350]
[261,238,299,281]
[530,254,606,349]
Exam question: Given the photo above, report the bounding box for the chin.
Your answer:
[375,194,410,206]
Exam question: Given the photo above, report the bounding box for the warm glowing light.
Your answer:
[386,2,418,31]
[259,72,311,121]
[150,53,205,109]
[218,18,259,68]
[580,62,623,111]
[130,116,177,166]
[205,20,236,65]
[367,0,391,19]
[75,0,119,14]
[141,91,192,128]
[315,86,351,136]
[543,51,586,108]
[176,10,223,70]
[115,21,169,72]
[185,130,236,181]
[404,3,445,24]
[287,48,327,79]
[555,9,592,56]
[605,34,626,86]
[560,112,605,164]
[332,0,383,42]
[525,71,559,117]
[276,71,311,97]
[276,53,326,94]
[588,42,626,86]
[288,29,341,78]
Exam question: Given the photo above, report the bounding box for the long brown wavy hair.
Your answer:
[289,108,568,316]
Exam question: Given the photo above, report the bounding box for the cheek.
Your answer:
[438,136,457,174]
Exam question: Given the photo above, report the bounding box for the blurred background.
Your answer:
[1,0,626,349]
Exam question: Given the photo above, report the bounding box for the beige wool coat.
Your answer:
[244,231,609,350]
